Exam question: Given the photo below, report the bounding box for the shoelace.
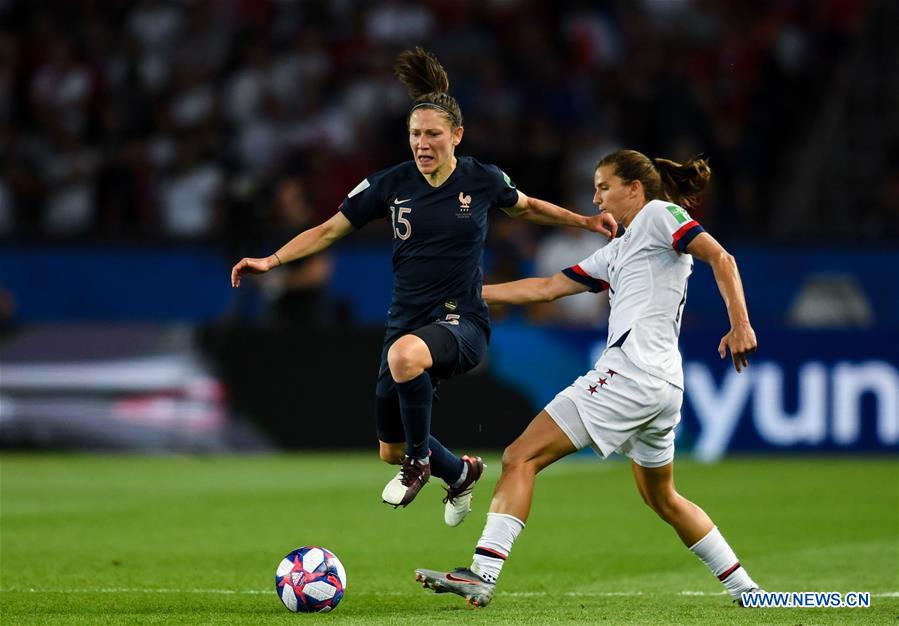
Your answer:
[400,460,425,487]
[442,483,473,504]
[443,460,479,503]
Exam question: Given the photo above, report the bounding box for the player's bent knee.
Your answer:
[501,441,540,473]
[647,492,680,521]
[501,441,523,469]
[386,337,428,381]
[500,446,516,471]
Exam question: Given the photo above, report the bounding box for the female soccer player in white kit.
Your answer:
[416,149,763,607]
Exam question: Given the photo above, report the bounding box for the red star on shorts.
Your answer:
[588,385,598,394]
[606,369,617,377]
[598,377,608,387]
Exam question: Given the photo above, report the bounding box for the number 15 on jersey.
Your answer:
[389,205,412,240]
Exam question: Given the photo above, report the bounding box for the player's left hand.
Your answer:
[718,322,757,373]
[584,212,618,239]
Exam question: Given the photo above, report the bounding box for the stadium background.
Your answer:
[1,0,896,456]
[1,1,897,623]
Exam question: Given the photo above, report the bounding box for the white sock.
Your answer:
[470,512,524,584]
[689,526,758,599]
[450,461,468,488]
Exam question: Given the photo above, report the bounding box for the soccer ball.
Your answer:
[275,546,347,613]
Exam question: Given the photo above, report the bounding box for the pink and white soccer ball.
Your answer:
[275,546,347,613]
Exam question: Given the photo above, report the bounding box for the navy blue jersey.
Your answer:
[340,156,518,330]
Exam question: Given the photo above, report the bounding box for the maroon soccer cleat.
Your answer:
[382,455,431,507]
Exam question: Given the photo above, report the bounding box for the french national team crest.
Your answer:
[456,192,472,218]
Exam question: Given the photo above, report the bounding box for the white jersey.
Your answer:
[562,199,705,389]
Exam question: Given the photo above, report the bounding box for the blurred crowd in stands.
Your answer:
[2,0,893,266]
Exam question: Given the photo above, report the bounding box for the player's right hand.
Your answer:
[231,256,276,287]
[718,321,757,373]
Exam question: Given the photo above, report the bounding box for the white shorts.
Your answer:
[544,348,682,468]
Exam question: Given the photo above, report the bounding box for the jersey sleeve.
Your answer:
[648,202,705,252]
[484,164,519,208]
[561,245,611,293]
[338,173,388,229]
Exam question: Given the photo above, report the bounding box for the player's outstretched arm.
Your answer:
[686,232,756,372]
[231,212,353,288]
[483,272,589,305]
[501,191,617,238]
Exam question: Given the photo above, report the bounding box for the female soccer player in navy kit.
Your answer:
[231,48,615,526]
[415,150,763,606]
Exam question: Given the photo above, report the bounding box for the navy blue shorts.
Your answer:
[375,315,489,443]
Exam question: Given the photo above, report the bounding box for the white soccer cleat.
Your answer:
[443,456,485,527]
[415,567,495,608]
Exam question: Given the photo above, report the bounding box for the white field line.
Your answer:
[2,588,897,598]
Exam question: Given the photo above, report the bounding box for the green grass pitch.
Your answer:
[1,453,896,624]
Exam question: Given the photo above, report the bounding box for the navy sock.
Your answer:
[428,435,464,483]
[396,372,434,459]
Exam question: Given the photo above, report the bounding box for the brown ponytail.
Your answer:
[597,150,711,210]
[394,47,463,129]
[653,156,711,210]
